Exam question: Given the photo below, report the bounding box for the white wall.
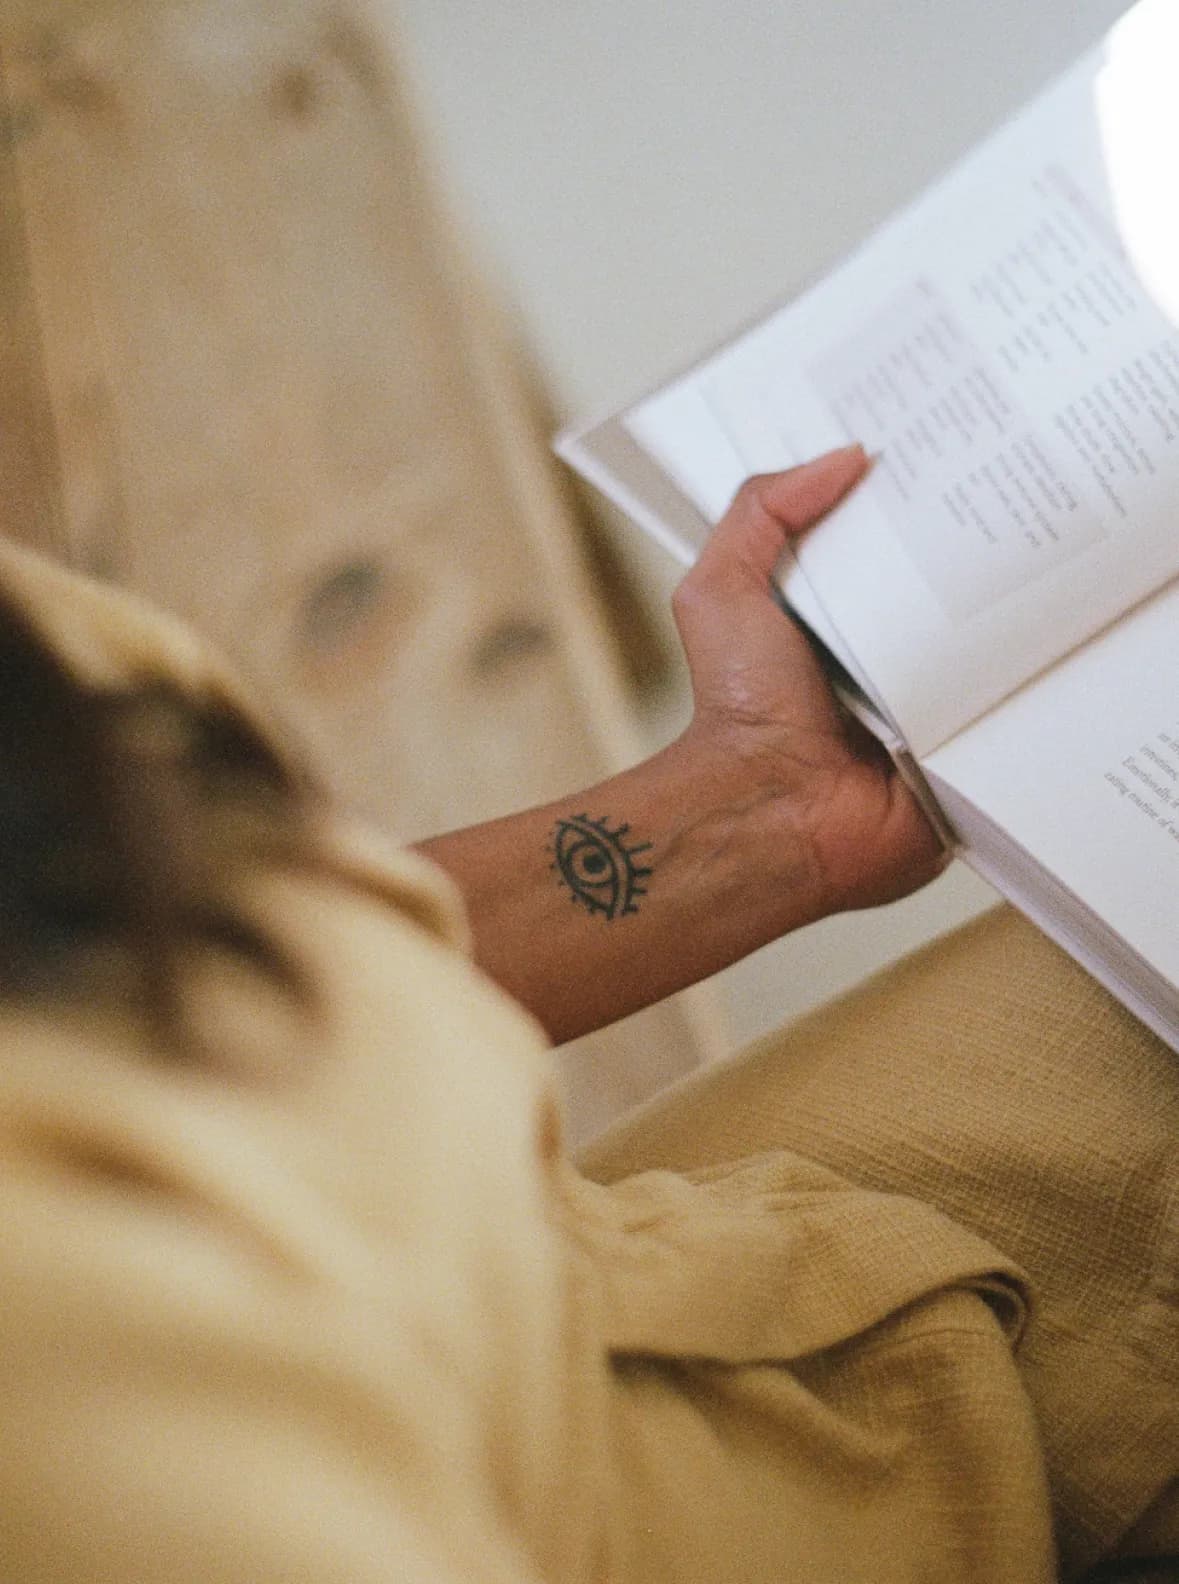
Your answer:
[386,0,1132,1044]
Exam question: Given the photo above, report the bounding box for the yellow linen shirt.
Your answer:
[0,539,1130,1582]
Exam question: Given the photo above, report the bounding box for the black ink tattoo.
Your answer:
[549,815,653,921]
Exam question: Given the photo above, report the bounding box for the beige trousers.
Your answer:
[581,908,1179,1582]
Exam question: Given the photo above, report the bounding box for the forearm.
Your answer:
[415,730,826,1045]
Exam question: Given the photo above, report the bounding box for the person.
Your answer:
[0,444,1173,1583]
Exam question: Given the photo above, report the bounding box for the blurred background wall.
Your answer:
[387,0,1130,1046]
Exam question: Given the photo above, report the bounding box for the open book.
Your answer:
[558,0,1179,1051]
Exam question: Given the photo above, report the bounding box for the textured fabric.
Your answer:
[556,1157,1056,1580]
[582,908,1179,1578]
[0,537,1175,1581]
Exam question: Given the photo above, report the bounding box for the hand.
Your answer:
[419,443,948,1042]
[671,444,948,919]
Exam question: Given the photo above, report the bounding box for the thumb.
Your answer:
[693,444,870,592]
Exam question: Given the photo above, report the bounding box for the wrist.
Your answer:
[659,725,832,938]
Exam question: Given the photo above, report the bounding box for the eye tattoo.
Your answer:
[548,814,653,921]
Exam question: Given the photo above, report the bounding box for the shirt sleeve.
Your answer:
[0,1103,541,1584]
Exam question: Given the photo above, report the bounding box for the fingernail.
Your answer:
[791,442,867,480]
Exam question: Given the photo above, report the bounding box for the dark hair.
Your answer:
[0,584,319,1053]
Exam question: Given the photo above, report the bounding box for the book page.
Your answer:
[925,574,1179,994]
[588,0,1179,756]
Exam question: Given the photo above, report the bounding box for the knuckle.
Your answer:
[670,576,702,620]
[732,473,773,516]
[670,574,718,637]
